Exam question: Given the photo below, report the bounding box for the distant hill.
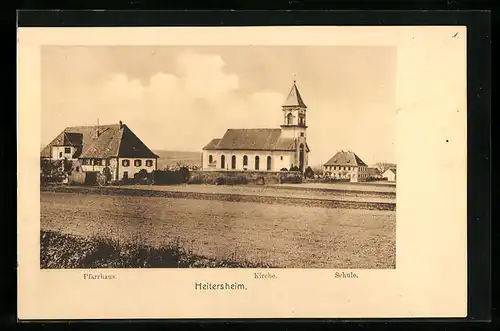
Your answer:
[153,150,202,170]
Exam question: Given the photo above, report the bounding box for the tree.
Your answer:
[102,167,113,183]
[290,165,300,172]
[375,162,396,174]
[179,166,190,183]
[304,166,314,179]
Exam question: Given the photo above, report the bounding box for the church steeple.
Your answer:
[281,81,307,128]
[282,81,307,108]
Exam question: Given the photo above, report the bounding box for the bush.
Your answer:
[304,166,314,179]
[290,165,300,172]
[152,168,190,185]
[280,168,288,171]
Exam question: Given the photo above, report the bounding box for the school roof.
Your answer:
[323,150,368,167]
[203,128,310,152]
[40,123,159,159]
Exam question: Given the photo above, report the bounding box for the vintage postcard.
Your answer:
[18,26,467,319]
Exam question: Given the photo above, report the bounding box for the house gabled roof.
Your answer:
[40,123,158,159]
[383,168,397,175]
[203,128,309,152]
[282,81,307,108]
[323,150,368,167]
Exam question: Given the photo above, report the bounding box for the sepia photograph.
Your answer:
[39,45,397,270]
[18,25,468,319]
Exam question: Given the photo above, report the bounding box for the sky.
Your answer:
[41,45,397,166]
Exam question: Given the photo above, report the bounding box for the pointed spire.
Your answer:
[282,81,307,108]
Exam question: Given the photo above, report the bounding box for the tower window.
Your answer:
[300,132,304,137]
[287,113,293,125]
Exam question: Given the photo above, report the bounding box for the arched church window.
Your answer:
[255,156,260,170]
[231,155,236,169]
[287,113,293,125]
[243,155,248,166]
[267,156,272,171]
[221,155,225,169]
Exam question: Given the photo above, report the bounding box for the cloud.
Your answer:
[43,51,285,152]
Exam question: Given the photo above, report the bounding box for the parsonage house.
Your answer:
[202,81,311,173]
[40,121,159,182]
[323,150,369,182]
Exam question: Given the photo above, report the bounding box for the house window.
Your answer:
[59,152,62,158]
[134,160,142,167]
[146,160,153,167]
[280,156,283,160]
[82,159,89,165]
[243,155,248,166]
[123,171,129,180]
[221,155,225,169]
[267,156,272,171]
[105,159,111,166]
[231,155,236,169]
[122,159,130,167]
[209,155,213,163]
[95,159,103,166]
[65,147,71,154]
[255,156,260,170]
[75,166,79,172]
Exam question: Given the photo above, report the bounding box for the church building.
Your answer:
[202,81,310,173]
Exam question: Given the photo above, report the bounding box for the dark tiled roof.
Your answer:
[41,123,158,159]
[202,139,221,150]
[282,82,307,108]
[204,129,299,151]
[324,150,368,167]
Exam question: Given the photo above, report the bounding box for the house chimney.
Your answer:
[119,120,123,129]
[96,118,100,138]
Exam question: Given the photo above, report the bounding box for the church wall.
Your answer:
[203,150,296,171]
[190,170,303,185]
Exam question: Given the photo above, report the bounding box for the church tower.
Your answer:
[280,81,309,172]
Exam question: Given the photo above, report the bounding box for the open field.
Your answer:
[275,182,396,193]
[41,191,396,268]
[117,184,396,203]
[41,185,396,211]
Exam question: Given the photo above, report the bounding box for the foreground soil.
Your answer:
[41,191,396,269]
